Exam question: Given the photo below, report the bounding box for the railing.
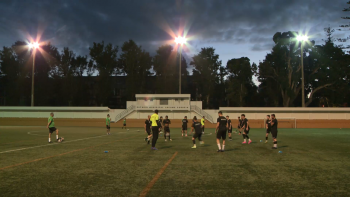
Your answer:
[115,105,136,122]
[191,105,214,123]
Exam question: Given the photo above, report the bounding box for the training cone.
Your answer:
[104,151,109,153]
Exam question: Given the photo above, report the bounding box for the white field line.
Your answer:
[1,129,139,154]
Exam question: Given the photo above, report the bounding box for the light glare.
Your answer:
[297,35,308,42]
[28,42,40,49]
[175,36,186,45]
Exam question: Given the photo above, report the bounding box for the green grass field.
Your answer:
[1,126,350,197]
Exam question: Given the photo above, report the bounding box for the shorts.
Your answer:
[49,127,57,133]
[271,130,278,138]
[123,124,126,126]
[266,129,271,134]
[193,132,202,139]
[182,125,187,130]
[146,129,151,135]
[106,125,110,130]
[164,127,170,132]
[228,129,232,133]
[216,129,227,140]
[243,128,250,134]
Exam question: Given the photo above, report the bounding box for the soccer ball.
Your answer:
[58,137,64,143]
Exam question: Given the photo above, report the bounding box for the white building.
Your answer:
[114,94,214,123]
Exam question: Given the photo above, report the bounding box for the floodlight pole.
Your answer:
[31,49,36,107]
[179,45,182,94]
[301,42,305,107]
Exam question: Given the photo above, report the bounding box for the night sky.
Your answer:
[0,0,348,72]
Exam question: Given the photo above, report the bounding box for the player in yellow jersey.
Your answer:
[201,116,205,134]
[150,110,160,150]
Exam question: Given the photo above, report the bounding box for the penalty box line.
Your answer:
[0,136,135,171]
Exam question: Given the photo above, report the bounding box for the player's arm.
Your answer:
[216,122,219,133]
[271,120,275,126]
[226,122,228,129]
[144,123,147,133]
[246,121,249,130]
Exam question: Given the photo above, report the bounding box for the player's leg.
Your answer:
[198,132,204,144]
[242,131,246,144]
[216,131,222,152]
[246,129,252,144]
[272,131,278,149]
[202,126,205,134]
[192,133,198,148]
[168,129,171,141]
[48,131,51,143]
[228,129,232,140]
[181,127,183,137]
[221,130,226,152]
[151,127,159,150]
[265,130,269,143]
[185,128,188,137]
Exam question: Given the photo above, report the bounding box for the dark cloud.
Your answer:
[0,0,347,60]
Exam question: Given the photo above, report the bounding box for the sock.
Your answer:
[229,137,232,139]
[222,145,225,150]
[244,139,247,142]
[266,136,268,140]
[242,134,246,139]
[48,138,51,142]
[168,134,171,140]
[56,135,58,140]
[193,140,196,144]
[217,144,221,150]
[274,141,277,147]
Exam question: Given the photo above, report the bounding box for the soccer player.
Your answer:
[215,111,228,152]
[122,118,127,129]
[201,116,205,134]
[182,116,188,137]
[265,115,272,143]
[106,114,111,135]
[150,110,160,150]
[47,112,59,143]
[270,114,278,149]
[191,116,204,148]
[144,115,152,144]
[226,116,233,140]
[241,114,252,144]
[163,115,172,141]
[237,116,242,135]
[159,116,163,134]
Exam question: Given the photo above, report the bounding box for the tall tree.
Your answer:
[119,40,152,100]
[304,28,349,106]
[339,1,350,51]
[258,31,303,107]
[191,47,221,108]
[226,57,257,107]
[89,41,119,106]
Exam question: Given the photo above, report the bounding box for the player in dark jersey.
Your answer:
[226,116,233,140]
[163,116,172,141]
[144,115,152,144]
[182,116,188,137]
[237,116,242,135]
[216,111,228,152]
[265,115,272,143]
[270,114,278,149]
[241,114,252,144]
[191,116,204,148]
[159,116,163,135]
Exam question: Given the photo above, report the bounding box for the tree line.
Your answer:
[0,28,349,108]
